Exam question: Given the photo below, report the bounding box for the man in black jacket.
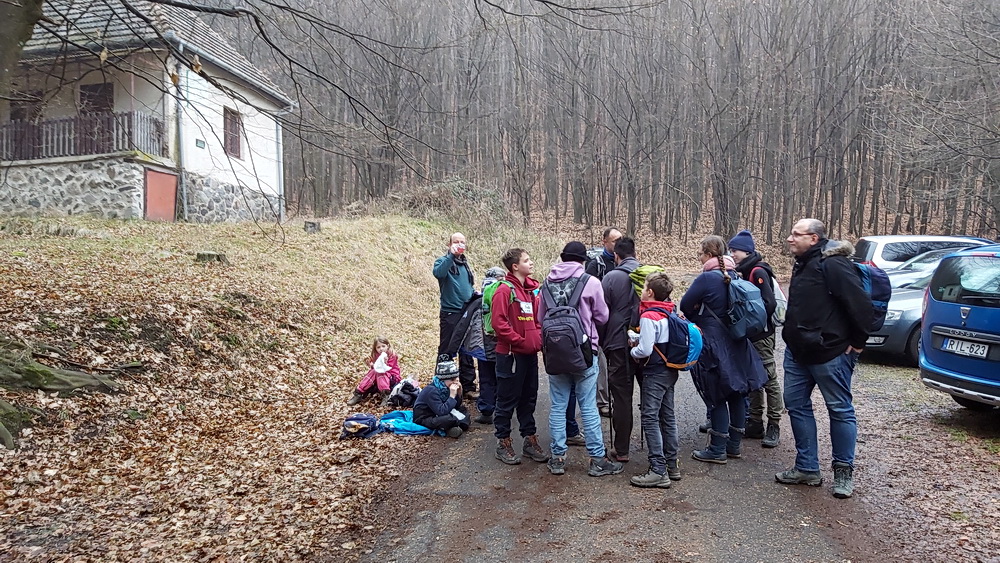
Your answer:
[776,219,872,500]
[600,236,642,462]
[586,227,622,417]
[730,230,782,447]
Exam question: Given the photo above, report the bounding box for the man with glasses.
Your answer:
[777,219,872,499]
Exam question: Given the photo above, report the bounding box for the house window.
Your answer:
[79,83,114,114]
[10,90,43,122]
[223,107,242,159]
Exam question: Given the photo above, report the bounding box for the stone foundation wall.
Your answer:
[0,157,282,222]
[183,173,279,223]
[0,158,144,219]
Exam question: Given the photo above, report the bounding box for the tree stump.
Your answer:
[304,221,321,234]
[195,251,230,265]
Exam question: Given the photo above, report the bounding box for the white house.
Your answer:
[0,0,295,222]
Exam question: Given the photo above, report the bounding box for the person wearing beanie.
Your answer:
[728,229,782,448]
[537,241,622,477]
[413,360,470,438]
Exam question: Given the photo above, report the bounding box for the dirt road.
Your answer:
[359,363,915,560]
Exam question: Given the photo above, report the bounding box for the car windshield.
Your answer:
[931,255,1000,308]
[896,249,954,271]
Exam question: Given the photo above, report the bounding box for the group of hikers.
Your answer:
[349,219,873,499]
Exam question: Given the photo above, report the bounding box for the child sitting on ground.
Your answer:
[346,336,401,407]
[413,360,470,438]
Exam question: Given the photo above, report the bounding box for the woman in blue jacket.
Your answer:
[680,236,767,464]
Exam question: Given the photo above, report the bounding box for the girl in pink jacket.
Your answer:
[346,336,401,406]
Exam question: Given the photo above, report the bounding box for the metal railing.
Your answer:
[0,111,168,161]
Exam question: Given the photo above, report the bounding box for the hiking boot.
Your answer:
[522,435,550,463]
[693,429,728,464]
[495,438,521,465]
[473,412,493,425]
[698,419,711,433]
[548,456,566,475]
[745,418,765,439]
[446,427,464,439]
[692,448,728,464]
[566,433,586,447]
[762,422,780,448]
[630,469,671,488]
[379,392,392,408]
[345,391,365,406]
[726,425,744,459]
[666,460,681,481]
[599,406,611,418]
[775,468,823,486]
[832,463,854,499]
[588,456,624,477]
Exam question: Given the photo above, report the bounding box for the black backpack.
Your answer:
[540,274,593,375]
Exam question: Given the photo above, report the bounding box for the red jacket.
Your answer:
[491,273,542,355]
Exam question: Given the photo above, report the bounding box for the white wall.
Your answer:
[176,60,284,198]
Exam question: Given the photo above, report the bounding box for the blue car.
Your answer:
[920,245,1000,410]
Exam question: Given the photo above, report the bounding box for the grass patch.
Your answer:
[948,511,970,521]
[947,428,970,442]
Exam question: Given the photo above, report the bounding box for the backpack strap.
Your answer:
[567,273,591,308]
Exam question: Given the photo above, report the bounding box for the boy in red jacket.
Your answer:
[491,248,548,465]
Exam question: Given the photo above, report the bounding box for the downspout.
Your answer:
[170,34,188,221]
[273,106,293,223]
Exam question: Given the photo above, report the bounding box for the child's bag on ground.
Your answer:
[387,378,421,407]
[340,413,381,439]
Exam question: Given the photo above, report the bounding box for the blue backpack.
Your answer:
[704,271,768,340]
[823,260,892,332]
[646,307,703,369]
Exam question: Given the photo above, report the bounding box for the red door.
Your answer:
[144,169,177,221]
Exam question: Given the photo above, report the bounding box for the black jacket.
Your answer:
[734,252,777,341]
[782,240,873,365]
[600,257,640,351]
[585,251,616,280]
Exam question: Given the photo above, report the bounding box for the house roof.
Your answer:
[21,0,294,110]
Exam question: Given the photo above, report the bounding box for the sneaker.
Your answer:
[446,427,463,438]
[775,468,823,486]
[630,469,671,488]
[495,438,521,465]
[691,448,727,464]
[745,419,765,439]
[522,435,550,463]
[599,406,611,418]
[698,419,711,433]
[566,433,586,447]
[588,456,624,477]
[832,463,854,499]
[473,412,493,424]
[666,460,681,481]
[762,422,780,448]
[548,456,566,475]
[345,391,364,406]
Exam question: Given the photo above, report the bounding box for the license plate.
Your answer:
[942,338,990,359]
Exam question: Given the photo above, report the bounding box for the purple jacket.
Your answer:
[536,261,610,349]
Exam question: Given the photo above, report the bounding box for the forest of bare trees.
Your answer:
[5,0,1000,240]
[241,0,997,241]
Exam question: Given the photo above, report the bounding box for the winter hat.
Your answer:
[728,230,756,254]
[560,241,589,263]
[435,360,460,379]
[484,266,506,285]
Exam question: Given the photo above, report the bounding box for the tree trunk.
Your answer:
[0,0,43,98]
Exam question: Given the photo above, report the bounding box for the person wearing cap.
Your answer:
[413,360,471,438]
[537,242,623,477]
[728,229,782,448]
[474,266,508,424]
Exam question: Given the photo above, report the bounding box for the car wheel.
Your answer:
[905,326,921,367]
[952,395,996,411]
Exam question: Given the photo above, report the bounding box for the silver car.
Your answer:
[885,247,982,289]
[865,273,933,365]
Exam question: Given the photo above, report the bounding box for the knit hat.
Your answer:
[435,360,460,379]
[560,241,589,263]
[728,230,756,253]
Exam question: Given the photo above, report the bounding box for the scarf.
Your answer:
[702,255,737,272]
[602,248,615,261]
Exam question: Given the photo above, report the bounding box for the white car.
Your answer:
[852,235,991,270]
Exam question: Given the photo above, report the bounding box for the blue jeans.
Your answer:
[567,386,580,437]
[783,350,859,471]
[548,355,605,458]
[708,392,747,455]
[494,353,539,439]
[639,367,679,474]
